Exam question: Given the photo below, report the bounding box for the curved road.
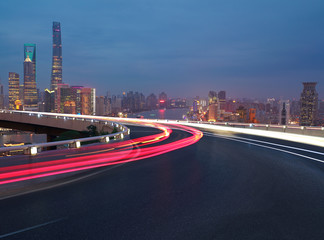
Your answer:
[0,124,323,239]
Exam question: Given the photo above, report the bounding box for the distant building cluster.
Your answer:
[96,91,187,117]
[7,22,96,115]
[188,82,322,126]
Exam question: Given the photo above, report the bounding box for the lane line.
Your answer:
[203,132,324,156]
[0,217,66,239]
[204,133,324,164]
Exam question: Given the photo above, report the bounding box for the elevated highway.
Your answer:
[0,112,323,239]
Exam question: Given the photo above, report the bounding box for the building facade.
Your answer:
[300,82,318,126]
[23,44,38,110]
[44,88,55,112]
[279,100,290,125]
[8,72,20,109]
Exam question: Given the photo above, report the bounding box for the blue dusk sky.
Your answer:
[0,0,323,99]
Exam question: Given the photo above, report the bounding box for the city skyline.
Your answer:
[0,0,324,99]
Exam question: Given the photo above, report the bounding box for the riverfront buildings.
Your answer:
[54,84,96,114]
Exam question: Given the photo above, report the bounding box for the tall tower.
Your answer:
[24,44,38,110]
[300,82,318,126]
[51,21,62,90]
[279,100,290,125]
[8,72,20,109]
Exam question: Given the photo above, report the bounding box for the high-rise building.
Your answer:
[71,86,83,114]
[146,93,157,110]
[208,91,219,121]
[8,72,20,109]
[279,100,290,125]
[81,87,95,115]
[218,91,226,110]
[51,22,62,90]
[300,82,318,126]
[23,44,38,110]
[55,83,70,113]
[208,104,218,121]
[159,92,167,109]
[111,95,122,113]
[44,88,55,112]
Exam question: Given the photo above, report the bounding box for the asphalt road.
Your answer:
[0,125,323,240]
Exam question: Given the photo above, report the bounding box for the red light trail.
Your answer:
[0,121,202,185]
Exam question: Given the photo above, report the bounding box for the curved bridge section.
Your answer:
[0,110,129,155]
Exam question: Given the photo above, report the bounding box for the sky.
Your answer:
[0,0,323,99]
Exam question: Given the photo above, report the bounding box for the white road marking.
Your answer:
[203,132,324,156]
[203,132,324,164]
[0,218,66,238]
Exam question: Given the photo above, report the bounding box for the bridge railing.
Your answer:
[0,110,130,156]
[152,119,324,138]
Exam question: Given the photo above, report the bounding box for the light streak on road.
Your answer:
[0,121,202,185]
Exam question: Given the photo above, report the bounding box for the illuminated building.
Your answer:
[300,82,318,126]
[23,44,38,110]
[236,106,247,123]
[19,84,24,102]
[8,72,20,109]
[44,88,55,112]
[248,108,257,123]
[208,104,217,121]
[55,83,70,113]
[71,86,83,114]
[193,99,199,113]
[146,93,157,110]
[170,98,186,108]
[63,101,76,114]
[81,87,95,115]
[15,100,23,110]
[159,92,167,108]
[218,91,226,110]
[208,91,218,104]
[51,22,62,90]
[55,85,95,114]
[279,100,290,125]
[208,91,219,121]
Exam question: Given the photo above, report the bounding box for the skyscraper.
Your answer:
[44,88,55,112]
[218,91,226,110]
[8,72,20,109]
[300,82,318,126]
[23,44,38,110]
[279,100,290,125]
[208,91,219,121]
[159,92,167,109]
[81,88,96,115]
[51,21,62,90]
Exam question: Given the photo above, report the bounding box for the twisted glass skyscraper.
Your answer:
[51,21,62,90]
